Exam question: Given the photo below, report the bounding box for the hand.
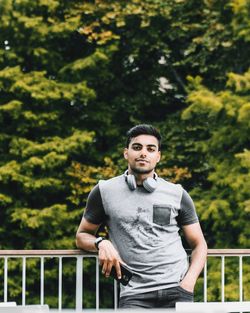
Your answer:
[179,279,195,293]
[98,240,124,279]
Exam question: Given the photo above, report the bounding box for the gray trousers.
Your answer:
[119,286,194,308]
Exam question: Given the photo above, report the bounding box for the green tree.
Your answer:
[182,69,250,301]
[182,70,250,248]
[0,0,97,249]
[0,0,103,307]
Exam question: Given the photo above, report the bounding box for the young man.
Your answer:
[76,124,207,308]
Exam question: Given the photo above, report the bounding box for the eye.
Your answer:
[148,147,156,152]
[133,145,141,151]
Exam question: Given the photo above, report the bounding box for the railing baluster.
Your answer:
[203,260,207,302]
[4,256,8,302]
[40,256,44,305]
[96,256,99,310]
[76,256,83,311]
[239,256,243,301]
[221,256,225,302]
[22,257,26,305]
[58,257,63,310]
[114,280,118,309]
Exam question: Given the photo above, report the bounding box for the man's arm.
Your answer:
[76,217,101,252]
[180,222,207,292]
[76,217,123,279]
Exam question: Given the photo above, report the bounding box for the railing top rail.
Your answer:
[0,250,92,256]
[207,249,250,256]
[0,249,250,256]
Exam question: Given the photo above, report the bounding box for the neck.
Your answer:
[128,169,154,185]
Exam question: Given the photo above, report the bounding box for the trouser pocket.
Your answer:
[176,286,194,302]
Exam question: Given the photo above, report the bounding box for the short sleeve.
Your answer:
[83,184,107,224]
[177,189,199,226]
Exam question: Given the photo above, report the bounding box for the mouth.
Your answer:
[136,159,149,163]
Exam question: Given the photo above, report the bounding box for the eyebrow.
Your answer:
[131,143,157,148]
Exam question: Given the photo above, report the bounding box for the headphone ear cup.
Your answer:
[127,174,137,190]
[143,177,157,193]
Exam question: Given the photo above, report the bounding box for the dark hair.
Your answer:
[126,124,162,150]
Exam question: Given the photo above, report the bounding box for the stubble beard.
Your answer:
[130,165,155,175]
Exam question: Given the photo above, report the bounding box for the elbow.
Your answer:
[75,232,81,249]
[203,236,208,251]
[201,238,208,258]
[193,237,208,256]
[205,240,208,255]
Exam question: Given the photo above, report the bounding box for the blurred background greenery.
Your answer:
[0,0,249,308]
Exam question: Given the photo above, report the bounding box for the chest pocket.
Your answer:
[153,204,172,226]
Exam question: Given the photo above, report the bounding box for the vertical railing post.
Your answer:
[96,257,99,310]
[40,256,44,305]
[114,280,118,309]
[4,257,8,302]
[76,256,83,311]
[239,256,243,302]
[22,257,26,305]
[221,256,225,302]
[58,257,62,311]
[203,260,207,302]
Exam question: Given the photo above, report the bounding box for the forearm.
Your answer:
[76,232,98,252]
[75,218,123,278]
[76,231,123,279]
[182,241,207,289]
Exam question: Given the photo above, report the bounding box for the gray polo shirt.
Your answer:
[84,174,198,297]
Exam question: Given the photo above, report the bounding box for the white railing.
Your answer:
[0,249,249,311]
[204,249,250,303]
[0,250,118,311]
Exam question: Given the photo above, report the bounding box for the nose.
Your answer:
[140,147,147,158]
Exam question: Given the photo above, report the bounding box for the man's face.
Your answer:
[124,135,161,175]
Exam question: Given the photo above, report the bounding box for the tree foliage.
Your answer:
[182,69,250,248]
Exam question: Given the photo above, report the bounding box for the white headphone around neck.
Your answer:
[124,170,158,193]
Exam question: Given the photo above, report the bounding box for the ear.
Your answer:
[124,148,128,160]
[156,151,161,163]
